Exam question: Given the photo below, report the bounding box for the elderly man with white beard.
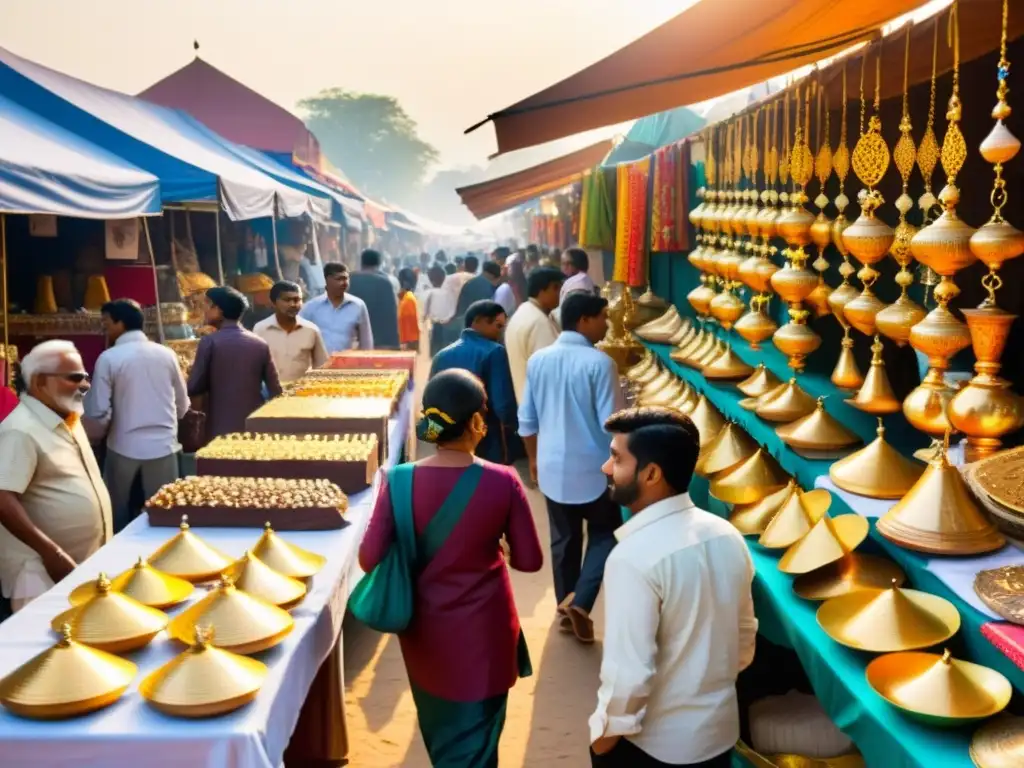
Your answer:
[0,340,112,613]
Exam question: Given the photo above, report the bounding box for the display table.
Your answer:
[0,392,411,768]
[641,340,1009,768]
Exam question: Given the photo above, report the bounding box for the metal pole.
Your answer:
[142,217,166,344]
[1,214,10,389]
[270,214,283,281]
[214,208,225,285]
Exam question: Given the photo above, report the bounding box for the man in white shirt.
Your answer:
[504,267,564,404]
[421,264,455,356]
[85,299,190,534]
[560,247,598,304]
[254,280,329,384]
[590,406,757,767]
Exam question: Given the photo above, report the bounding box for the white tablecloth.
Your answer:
[0,395,411,768]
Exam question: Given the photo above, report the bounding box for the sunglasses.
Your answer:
[44,372,91,384]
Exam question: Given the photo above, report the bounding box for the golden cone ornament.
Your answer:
[758,488,832,549]
[829,420,923,499]
[688,396,725,449]
[776,398,861,451]
[710,448,788,505]
[730,481,798,536]
[755,378,816,423]
[737,364,781,399]
[778,514,870,574]
[147,516,233,583]
[70,556,193,610]
[222,550,307,610]
[701,344,753,381]
[695,423,757,477]
[51,573,168,653]
[831,329,864,391]
[847,336,900,415]
[792,554,906,601]
[251,522,326,579]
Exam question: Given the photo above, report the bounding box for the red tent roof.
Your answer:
[139,57,321,168]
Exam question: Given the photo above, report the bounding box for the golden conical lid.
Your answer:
[223,551,307,609]
[668,320,695,348]
[831,334,865,391]
[139,625,268,718]
[695,423,757,477]
[737,364,782,398]
[634,360,663,386]
[877,448,1006,555]
[147,516,233,583]
[702,345,754,381]
[251,522,326,578]
[793,553,906,601]
[816,581,961,652]
[70,557,194,609]
[829,421,923,499]
[730,481,797,536]
[640,367,674,398]
[625,351,654,381]
[693,337,726,369]
[0,624,136,719]
[866,649,1011,724]
[50,574,168,653]
[688,396,725,449]
[778,514,869,574]
[709,448,788,505]
[683,331,718,367]
[846,357,901,415]
[167,577,295,655]
[776,399,861,451]
[971,716,1024,768]
[642,377,685,408]
[634,305,680,338]
[755,379,816,423]
[758,489,832,549]
[671,328,706,363]
[669,382,699,415]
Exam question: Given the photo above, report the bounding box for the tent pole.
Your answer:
[142,217,166,344]
[1,214,10,389]
[270,212,282,281]
[214,209,225,286]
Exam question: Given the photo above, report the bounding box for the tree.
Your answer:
[298,89,440,205]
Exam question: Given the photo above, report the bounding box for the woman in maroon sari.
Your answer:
[359,369,543,767]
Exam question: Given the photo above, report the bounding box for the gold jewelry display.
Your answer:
[807,80,834,319]
[197,432,378,463]
[876,23,927,347]
[907,1,975,453]
[843,46,900,416]
[829,63,864,390]
[949,0,1024,461]
[147,476,348,512]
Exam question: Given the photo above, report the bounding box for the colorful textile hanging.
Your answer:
[651,140,692,252]
[613,158,650,286]
[579,166,615,250]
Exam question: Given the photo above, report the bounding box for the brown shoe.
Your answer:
[556,593,575,633]
[568,606,595,644]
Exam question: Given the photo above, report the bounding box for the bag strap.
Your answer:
[388,464,417,561]
[419,462,484,563]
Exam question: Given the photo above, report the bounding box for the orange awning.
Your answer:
[457,139,613,220]
[467,0,929,155]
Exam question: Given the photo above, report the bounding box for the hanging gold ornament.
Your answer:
[877,24,927,347]
[907,1,975,452]
[950,0,1024,461]
[807,81,834,319]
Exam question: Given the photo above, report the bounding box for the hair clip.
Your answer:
[423,407,455,424]
[423,417,445,442]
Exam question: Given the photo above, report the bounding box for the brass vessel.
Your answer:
[776,398,861,452]
[168,577,295,654]
[877,436,1006,555]
[222,550,307,610]
[778,514,870,575]
[792,554,905,601]
[51,573,168,653]
[695,423,757,477]
[730,481,798,536]
[758,488,832,550]
[147,516,233,583]
[831,329,864,390]
[876,292,926,348]
[866,649,1011,726]
[817,581,960,652]
[251,522,327,579]
[847,336,900,415]
[737,364,781,399]
[829,420,923,499]
[0,624,136,719]
[69,556,194,610]
[709,448,788,505]
[755,378,816,423]
[140,625,268,718]
[733,299,777,350]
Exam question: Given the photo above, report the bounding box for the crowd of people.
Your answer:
[0,242,757,767]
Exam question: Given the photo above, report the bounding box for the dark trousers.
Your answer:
[592,739,731,767]
[545,490,619,613]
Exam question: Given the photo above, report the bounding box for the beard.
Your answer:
[608,476,641,506]
[56,391,86,415]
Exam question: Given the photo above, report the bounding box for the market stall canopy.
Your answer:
[457,138,613,220]
[466,0,928,154]
[138,56,323,170]
[0,93,160,218]
[0,47,321,221]
[603,105,705,166]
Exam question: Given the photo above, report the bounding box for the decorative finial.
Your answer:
[193,40,200,54]
[60,623,73,644]
[180,514,190,531]
[941,648,953,664]
[96,573,111,592]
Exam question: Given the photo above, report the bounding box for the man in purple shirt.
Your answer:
[188,286,281,443]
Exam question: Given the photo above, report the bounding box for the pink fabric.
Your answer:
[982,622,1024,671]
[359,462,543,701]
[104,264,157,305]
[0,385,16,422]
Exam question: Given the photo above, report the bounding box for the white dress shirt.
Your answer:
[253,314,329,383]
[560,270,597,303]
[421,286,455,324]
[494,282,517,316]
[590,493,757,763]
[442,271,473,309]
[84,330,190,460]
[504,299,559,405]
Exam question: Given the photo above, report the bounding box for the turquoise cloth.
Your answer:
[410,686,508,768]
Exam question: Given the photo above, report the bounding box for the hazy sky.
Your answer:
[0,0,695,170]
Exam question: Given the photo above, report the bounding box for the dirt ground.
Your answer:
[341,339,604,767]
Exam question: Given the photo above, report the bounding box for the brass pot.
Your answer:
[810,212,833,250]
[827,282,860,329]
[970,218,1024,272]
[708,291,745,328]
[842,211,894,266]
[734,308,778,349]
[908,306,972,369]
[777,206,814,247]
[770,265,818,305]
[902,369,955,437]
[876,294,927,347]
[773,323,822,370]
[909,187,976,276]
[757,206,780,241]
[687,283,716,316]
[751,258,780,294]
[832,214,851,256]
[843,288,887,337]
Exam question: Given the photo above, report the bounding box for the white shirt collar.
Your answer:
[615,492,695,542]
[114,330,148,346]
